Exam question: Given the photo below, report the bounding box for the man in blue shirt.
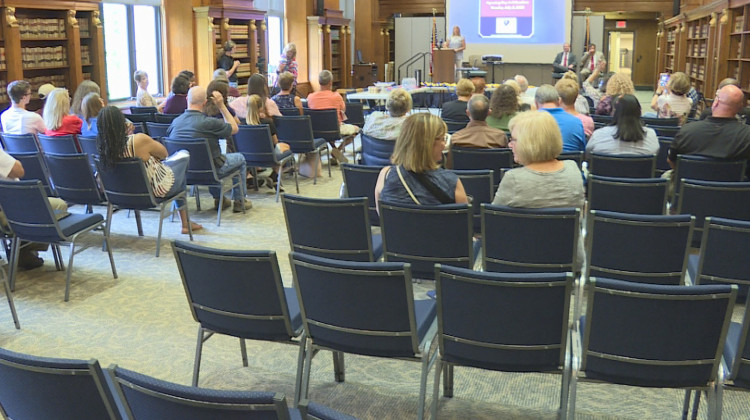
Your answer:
[534,84,586,152]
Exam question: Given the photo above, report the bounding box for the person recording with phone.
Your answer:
[648,71,692,125]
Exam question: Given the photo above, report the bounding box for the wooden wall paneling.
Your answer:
[1,6,23,83]
[307,16,323,90]
[66,9,84,93]
[87,10,107,100]
[605,19,659,87]
[163,0,196,92]
[286,0,309,83]
[192,6,214,87]
[354,0,373,63]
[378,0,444,19]
[574,1,674,15]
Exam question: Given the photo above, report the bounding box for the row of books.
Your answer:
[735,16,745,33]
[79,18,90,38]
[0,47,5,70]
[686,63,705,79]
[18,18,66,39]
[689,43,707,56]
[228,25,249,38]
[234,44,248,55]
[688,24,709,39]
[28,75,66,97]
[21,46,68,69]
[81,45,92,66]
[0,80,7,103]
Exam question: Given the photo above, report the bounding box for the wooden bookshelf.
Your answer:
[685,16,711,93]
[0,1,106,109]
[664,23,679,73]
[308,9,351,90]
[727,4,750,95]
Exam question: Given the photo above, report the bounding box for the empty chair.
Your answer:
[587,175,667,215]
[281,194,382,262]
[234,124,295,200]
[0,347,122,420]
[304,108,355,157]
[154,113,180,124]
[129,106,158,115]
[279,107,302,116]
[557,151,584,169]
[431,265,573,419]
[649,125,680,138]
[360,132,394,166]
[1,133,39,152]
[568,278,736,420]
[380,201,476,280]
[586,210,693,285]
[37,134,79,154]
[656,137,672,174]
[171,241,303,387]
[44,152,106,210]
[450,147,513,187]
[340,163,382,226]
[108,364,294,419]
[95,157,193,257]
[163,137,245,225]
[673,155,747,203]
[344,101,365,128]
[9,151,55,196]
[688,217,750,302]
[590,114,613,124]
[290,252,438,419]
[77,135,98,173]
[451,169,494,234]
[144,122,171,139]
[274,115,331,182]
[588,153,656,178]
[677,179,750,246]
[642,116,679,126]
[443,119,468,134]
[719,295,750,404]
[125,113,155,124]
[481,204,580,273]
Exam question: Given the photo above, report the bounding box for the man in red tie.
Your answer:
[553,42,577,79]
[579,43,604,79]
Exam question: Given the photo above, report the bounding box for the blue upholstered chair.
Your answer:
[558,151,584,169]
[0,347,122,420]
[673,155,746,204]
[450,147,513,188]
[0,133,39,152]
[586,210,693,285]
[125,113,155,124]
[171,241,303,388]
[37,134,80,154]
[234,124,295,199]
[431,265,573,419]
[44,152,106,211]
[279,107,302,116]
[0,179,117,301]
[298,399,360,420]
[451,169,494,234]
[590,114,612,125]
[379,201,477,280]
[154,113,180,124]
[676,179,750,246]
[77,135,99,172]
[568,278,736,420]
[289,252,438,420]
[274,115,331,182]
[144,121,171,140]
[587,175,667,215]
[95,157,193,257]
[649,124,680,137]
[642,116,679,126]
[108,364,293,419]
[9,151,55,196]
[281,194,382,262]
[340,163,382,226]
[129,106,158,115]
[588,153,656,178]
[304,108,356,157]
[718,300,750,416]
[442,119,468,134]
[481,204,580,273]
[360,132,394,166]
[655,137,673,175]
[343,101,365,128]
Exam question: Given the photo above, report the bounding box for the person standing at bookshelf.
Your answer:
[1,80,47,135]
[217,41,241,89]
[43,88,82,136]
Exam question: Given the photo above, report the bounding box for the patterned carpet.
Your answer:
[0,159,748,420]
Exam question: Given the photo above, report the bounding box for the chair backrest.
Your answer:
[693,217,750,302]
[290,252,427,357]
[77,135,99,172]
[588,153,656,178]
[279,107,301,116]
[108,365,291,420]
[581,277,735,388]
[451,147,513,187]
[674,155,747,202]
[172,241,300,341]
[481,204,580,273]
[274,115,318,153]
[451,169,493,234]
[94,157,159,210]
[9,151,54,196]
[380,201,474,280]
[234,125,279,167]
[126,113,156,124]
[587,175,667,215]
[144,122,171,139]
[37,134,79,154]
[0,347,121,420]
[677,179,750,246]
[344,102,365,127]
[360,132,394,166]
[642,116,679,126]
[587,210,694,285]
[44,152,104,205]
[590,114,612,124]
[436,265,572,371]
[443,119,468,134]
[1,133,39,152]
[162,138,221,185]
[154,113,180,124]
[649,125,681,138]
[558,151,584,169]
[303,108,340,141]
[341,163,382,226]
[129,106,158,115]
[282,194,378,261]
[727,293,750,387]
[656,137,672,173]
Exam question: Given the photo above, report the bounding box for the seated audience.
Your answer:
[43,88,82,136]
[361,88,412,140]
[1,80,47,134]
[246,94,290,190]
[134,70,158,108]
[161,75,190,115]
[515,74,536,108]
[97,106,201,234]
[70,80,101,118]
[80,92,105,137]
[35,83,55,117]
[556,79,594,139]
[440,78,474,122]
[271,71,303,114]
[306,70,360,164]
[586,94,659,157]
[582,60,609,107]
[448,95,508,167]
[595,72,635,116]
[375,113,468,211]
[535,84,586,152]
[167,86,250,212]
[699,78,750,122]
[204,79,240,126]
[213,68,241,97]
[178,70,197,89]
[561,71,591,115]
[471,77,486,97]
[650,71,692,125]
[230,73,281,121]
[486,85,519,131]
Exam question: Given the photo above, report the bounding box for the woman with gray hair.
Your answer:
[361,88,413,140]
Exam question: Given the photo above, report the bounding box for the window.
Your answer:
[267,16,283,73]
[102,2,162,101]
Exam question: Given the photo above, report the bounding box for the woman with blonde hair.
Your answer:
[277,43,298,84]
[595,72,635,115]
[362,88,413,140]
[561,71,591,115]
[245,94,290,189]
[43,88,82,136]
[375,113,467,211]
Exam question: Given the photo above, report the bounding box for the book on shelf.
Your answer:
[19,18,66,39]
[79,18,90,38]
[0,47,5,71]
[81,45,92,66]
[735,16,744,33]
[21,46,67,69]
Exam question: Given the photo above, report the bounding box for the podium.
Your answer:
[432,49,456,83]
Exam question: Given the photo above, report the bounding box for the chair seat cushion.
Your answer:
[414,299,437,343]
[313,138,327,149]
[371,233,383,261]
[60,213,104,238]
[284,287,303,334]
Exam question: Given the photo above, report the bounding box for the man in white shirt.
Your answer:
[1,80,47,134]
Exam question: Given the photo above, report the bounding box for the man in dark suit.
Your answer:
[553,42,577,78]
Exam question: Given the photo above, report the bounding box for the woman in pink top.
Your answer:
[229,74,281,119]
[43,88,82,136]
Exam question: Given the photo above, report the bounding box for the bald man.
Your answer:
[167,86,250,212]
[668,84,750,173]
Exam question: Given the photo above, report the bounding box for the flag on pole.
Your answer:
[430,10,437,77]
